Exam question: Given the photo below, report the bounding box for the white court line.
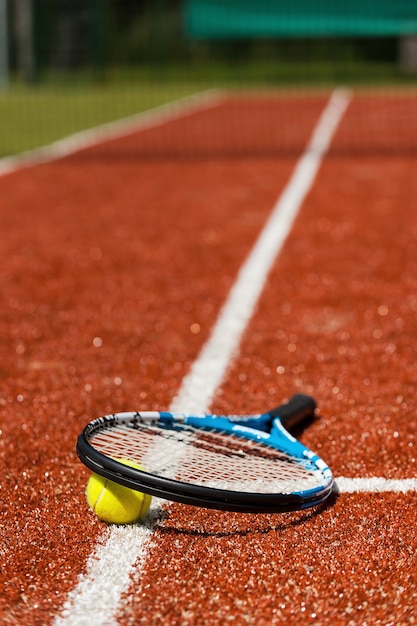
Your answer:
[0,89,223,177]
[170,87,352,415]
[335,477,417,494]
[54,88,351,626]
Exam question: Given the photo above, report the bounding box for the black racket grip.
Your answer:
[268,394,317,430]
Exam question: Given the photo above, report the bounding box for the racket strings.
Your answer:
[89,421,324,494]
[177,430,321,493]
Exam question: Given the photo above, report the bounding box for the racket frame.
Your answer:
[76,395,334,513]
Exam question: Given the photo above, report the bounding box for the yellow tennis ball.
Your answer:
[85,458,152,524]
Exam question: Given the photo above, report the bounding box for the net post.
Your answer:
[0,0,8,88]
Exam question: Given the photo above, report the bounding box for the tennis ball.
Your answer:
[85,458,152,524]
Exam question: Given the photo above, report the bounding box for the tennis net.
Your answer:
[2,0,417,159]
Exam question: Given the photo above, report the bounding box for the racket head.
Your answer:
[76,395,333,513]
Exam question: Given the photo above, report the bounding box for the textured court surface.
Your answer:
[1,90,417,625]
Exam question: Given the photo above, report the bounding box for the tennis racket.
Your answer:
[76,393,333,513]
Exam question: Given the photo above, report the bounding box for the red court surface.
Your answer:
[1,91,417,625]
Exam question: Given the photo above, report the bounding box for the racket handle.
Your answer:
[269,394,317,429]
